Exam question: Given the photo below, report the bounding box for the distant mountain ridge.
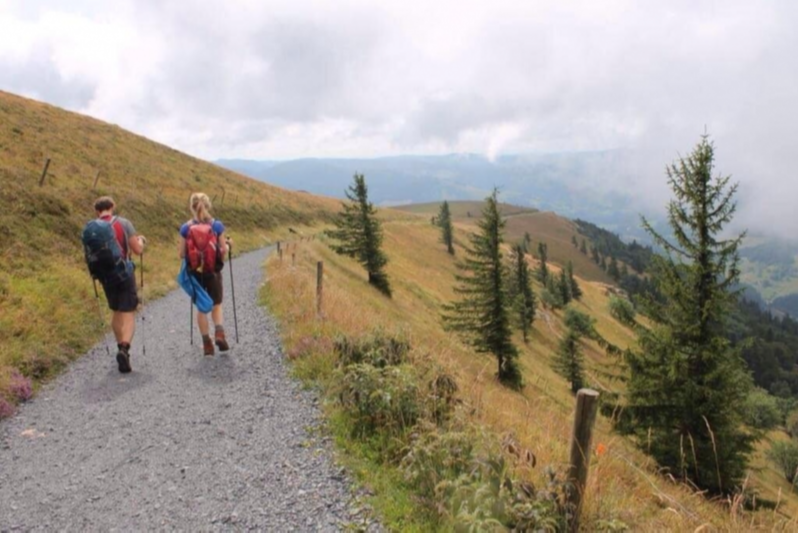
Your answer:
[216,151,644,235]
[216,154,797,310]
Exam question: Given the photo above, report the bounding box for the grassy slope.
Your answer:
[264,213,797,531]
[0,90,338,394]
[396,201,614,283]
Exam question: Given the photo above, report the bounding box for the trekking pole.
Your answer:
[227,239,239,343]
[92,279,111,356]
[140,250,146,357]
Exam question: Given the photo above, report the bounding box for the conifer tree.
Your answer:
[508,245,536,343]
[623,135,753,494]
[608,256,621,281]
[558,268,572,305]
[329,174,391,296]
[536,242,549,283]
[554,328,584,394]
[571,235,579,248]
[443,189,522,388]
[591,246,600,264]
[567,261,582,300]
[580,239,588,255]
[544,275,564,310]
[438,201,455,255]
[620,263,630,279]
[524,231,532,253]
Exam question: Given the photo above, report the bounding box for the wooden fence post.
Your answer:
[567,388,600,533]
[38,158,51,187]
[92,170,101,190]
[316,261,324,318]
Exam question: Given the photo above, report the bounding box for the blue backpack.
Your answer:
[82,217,131,285]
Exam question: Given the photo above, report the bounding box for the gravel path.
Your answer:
[0,247,369,531]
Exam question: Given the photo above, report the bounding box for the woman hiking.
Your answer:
[179,193,231,356]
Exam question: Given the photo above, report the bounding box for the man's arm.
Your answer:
[121,218,145,256]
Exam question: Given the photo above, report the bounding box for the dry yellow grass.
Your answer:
[264,216,798,531]
[0,90,339,396]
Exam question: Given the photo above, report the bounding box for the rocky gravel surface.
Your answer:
[0,247,379,531]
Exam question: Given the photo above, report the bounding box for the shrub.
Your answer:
[539,288,561,310]
[787,411,798,439]
[608,296,636,325]
[334,332,410,368]
[402,429,566,531]
[8,370,33,402]
[564,307,595,338]
[0,397,14,419]
[767,440,798,488]
[334,363,420,439]
[741,388,782,430]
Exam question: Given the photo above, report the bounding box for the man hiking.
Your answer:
[83,196,145,373]
[179,192,231,356]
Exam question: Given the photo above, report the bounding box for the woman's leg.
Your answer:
[196,311,210,336]
[211,304,224,326]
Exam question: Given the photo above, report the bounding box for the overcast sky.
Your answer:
[1,0,796,238]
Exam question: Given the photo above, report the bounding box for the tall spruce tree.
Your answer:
[508,244,537,343]
[554,328,584,394]
[567,261,582,300]
[536,242,549,283]
[623,135,753,494]
[558,268,572,305]
[580,239,588,255]
[571,235,579,248]
[329,174,392,297]
[438,201,455,255]
[443,189,522,388]
[591,246,600,264]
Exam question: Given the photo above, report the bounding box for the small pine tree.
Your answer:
[554,328,584,394]
[624,135,754,494]
[544,275,564,310]
[536,242,549,283]
[443,189,522,388]
[329,174,391,297]
[608,256,621,281]
[580,239,588,255]
[620,263,630,279]
[571,235,579,248]
[591,246,600,264]
[600,255,608,272]
[558,268,572,305]
[508,245,537,343]
[567,261,582,300]
[438,201,455,255]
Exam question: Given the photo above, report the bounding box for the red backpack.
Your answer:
[186,220,223,273]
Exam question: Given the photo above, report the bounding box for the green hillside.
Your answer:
[0,90,338,397]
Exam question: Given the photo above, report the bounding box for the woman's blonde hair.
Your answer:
[190,192,213,222]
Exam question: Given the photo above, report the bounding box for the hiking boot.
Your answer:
[116,344,132,374]
[215,326,230,352]
[202,335,215,356]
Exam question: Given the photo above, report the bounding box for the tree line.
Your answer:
[327,135,796,497]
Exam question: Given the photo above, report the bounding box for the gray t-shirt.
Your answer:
[99,215,136,259]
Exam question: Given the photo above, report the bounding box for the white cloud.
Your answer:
[0,0,795,237]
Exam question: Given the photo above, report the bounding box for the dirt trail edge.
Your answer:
[0,246,368,531]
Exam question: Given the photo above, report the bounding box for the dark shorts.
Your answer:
[191,271,223,306]
[101,275,139,312]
